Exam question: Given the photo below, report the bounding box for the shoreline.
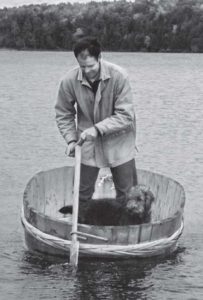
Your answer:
[0,47,203,54]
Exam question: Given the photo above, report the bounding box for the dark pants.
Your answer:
[79,159,138,202]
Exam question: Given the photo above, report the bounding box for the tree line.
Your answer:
[0,0,203,52]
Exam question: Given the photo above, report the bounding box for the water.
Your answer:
[0,50,203,299]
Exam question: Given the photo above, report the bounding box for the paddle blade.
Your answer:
[70,240,79,268]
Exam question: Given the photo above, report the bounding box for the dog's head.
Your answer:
[126,185,155,217]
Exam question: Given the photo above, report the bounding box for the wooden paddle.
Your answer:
[69,139,83,269]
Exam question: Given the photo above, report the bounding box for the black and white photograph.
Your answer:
[0,0,203,299]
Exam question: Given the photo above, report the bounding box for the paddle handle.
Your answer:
[70,144,81,268]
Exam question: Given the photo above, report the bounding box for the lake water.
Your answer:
[0,50,203,299]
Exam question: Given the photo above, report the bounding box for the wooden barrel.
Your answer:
[21,165,185,258]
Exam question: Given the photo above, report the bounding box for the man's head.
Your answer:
[73,37,101,81]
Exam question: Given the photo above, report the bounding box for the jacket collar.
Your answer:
[77,59,111,84]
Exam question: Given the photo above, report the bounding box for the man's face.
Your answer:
[77,50,100,81]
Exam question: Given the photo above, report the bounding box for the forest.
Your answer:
[0,0,203,52]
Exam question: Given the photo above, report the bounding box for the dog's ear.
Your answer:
[150,191,155,203]
[145,190,155,205]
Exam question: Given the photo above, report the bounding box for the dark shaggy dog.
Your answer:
[59,185,155,226]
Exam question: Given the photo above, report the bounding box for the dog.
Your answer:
[59,185,155,226]
[120,185,155,225]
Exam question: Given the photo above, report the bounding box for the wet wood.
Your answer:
[139,223,153,243]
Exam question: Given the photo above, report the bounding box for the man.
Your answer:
[55,37,137,204]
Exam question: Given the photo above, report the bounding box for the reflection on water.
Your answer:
[17,247,186,300]
[0,50,203,299]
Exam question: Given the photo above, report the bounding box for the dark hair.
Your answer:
[73,37,101,60]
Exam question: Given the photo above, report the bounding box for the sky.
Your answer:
[0,0,106,9]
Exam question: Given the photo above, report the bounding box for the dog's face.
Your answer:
[126,185,155,217]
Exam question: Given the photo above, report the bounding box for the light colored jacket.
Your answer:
[55,59,136,168]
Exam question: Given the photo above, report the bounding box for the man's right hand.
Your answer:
[65,141,77,157]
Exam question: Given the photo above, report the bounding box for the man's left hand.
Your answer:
[81,126,98,141]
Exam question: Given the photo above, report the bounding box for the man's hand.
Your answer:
[65,141,76,157]
[80,126,98,141]
[65,127,98,156]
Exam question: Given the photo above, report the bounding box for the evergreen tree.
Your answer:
[0,0,202,52]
